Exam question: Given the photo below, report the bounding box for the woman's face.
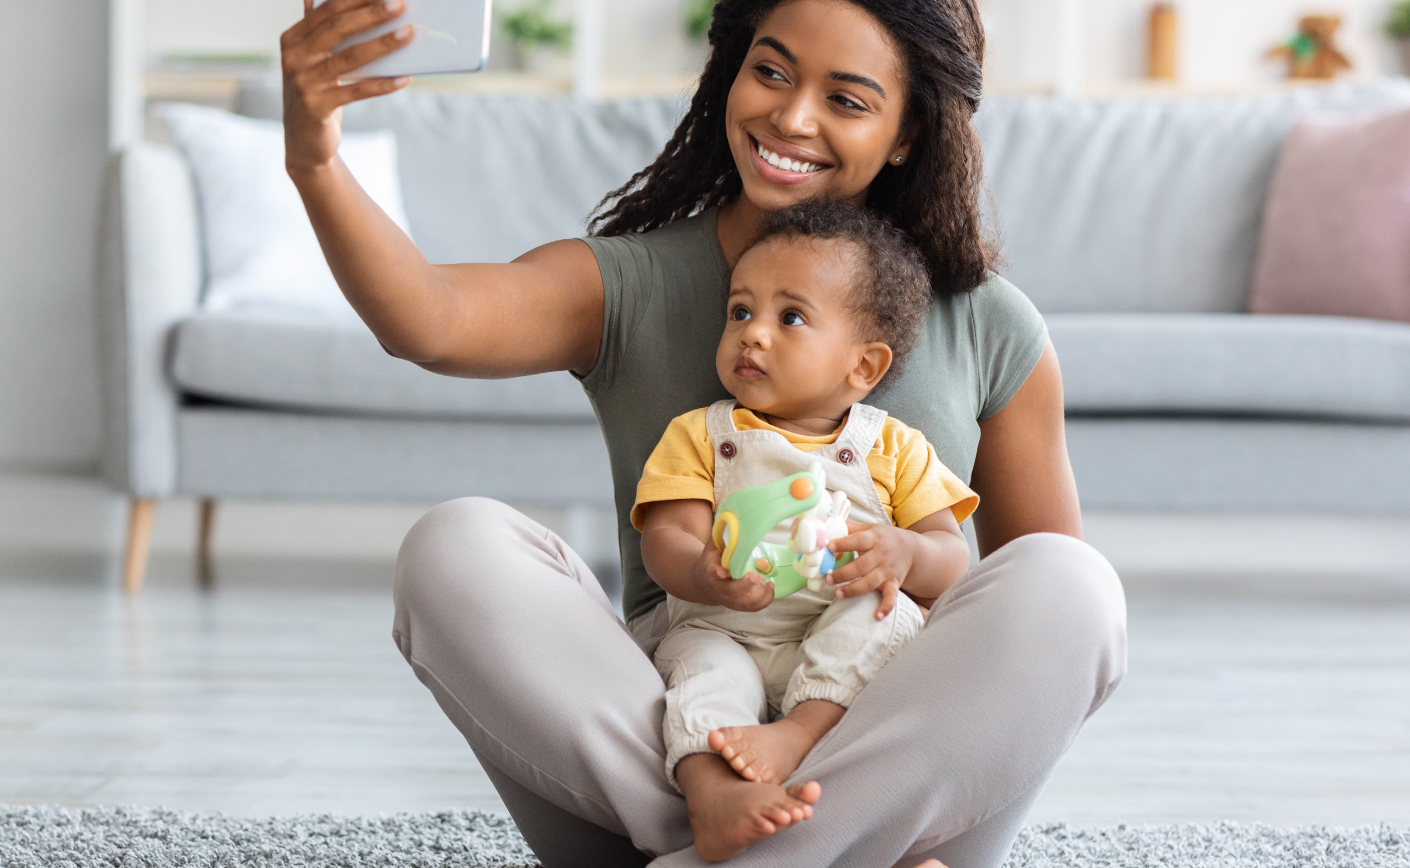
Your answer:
[724,0,911,214]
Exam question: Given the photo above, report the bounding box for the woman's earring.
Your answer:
[893,155,904,165]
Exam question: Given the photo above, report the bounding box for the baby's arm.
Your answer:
[639,499,776,612]
[824,508,970,615]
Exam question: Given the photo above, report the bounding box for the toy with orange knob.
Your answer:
[710,461,856,599]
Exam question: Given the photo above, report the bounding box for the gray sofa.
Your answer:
[100,79,1410,590]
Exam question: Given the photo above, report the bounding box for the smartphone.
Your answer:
[316,0,493,79]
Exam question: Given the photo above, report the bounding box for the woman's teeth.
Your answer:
[757,142,822,174]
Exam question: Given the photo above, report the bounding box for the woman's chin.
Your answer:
[739,172,833,212]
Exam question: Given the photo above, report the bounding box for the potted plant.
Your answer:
[683,0,716,73]
[1388,0,1410,75]
[685,0,715,40]
[501,0,572,77]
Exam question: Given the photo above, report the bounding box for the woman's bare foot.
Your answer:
[709,699,846,783]
[676,753,822,862]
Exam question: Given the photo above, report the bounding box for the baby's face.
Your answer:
[716,236,887,420]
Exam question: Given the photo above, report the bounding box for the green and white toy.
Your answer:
[711,461,856,598]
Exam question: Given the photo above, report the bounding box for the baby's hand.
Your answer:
[825,521,917,619]
[697,543,774,612]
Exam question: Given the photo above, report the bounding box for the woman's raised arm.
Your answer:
[969,342,1083,556]
[281,0,604,379]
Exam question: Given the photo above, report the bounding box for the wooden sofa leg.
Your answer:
[197,498,217,587]
[121,497,157,593]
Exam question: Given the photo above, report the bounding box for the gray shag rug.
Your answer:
[2,806,1408,867]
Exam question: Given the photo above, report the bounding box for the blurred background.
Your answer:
[1,0,1408,831]
[4,0,1410,486]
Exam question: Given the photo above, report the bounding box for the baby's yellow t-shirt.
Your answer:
[631,406,978,532]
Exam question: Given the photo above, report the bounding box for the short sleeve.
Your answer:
[576,233,659,398]
[968,274,1049,420]
[631,408,716,530]
[884,421,979,528]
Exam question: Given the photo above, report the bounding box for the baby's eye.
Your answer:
[780,311,804,326]
[730,306,752,322]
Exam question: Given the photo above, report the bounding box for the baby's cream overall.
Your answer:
[653,400,924,788]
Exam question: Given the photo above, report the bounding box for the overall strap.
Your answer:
[835,403,888,455]
[704,399,740,438]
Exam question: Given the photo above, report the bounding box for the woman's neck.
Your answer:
[717,192,873,270]
[716,199,767,270]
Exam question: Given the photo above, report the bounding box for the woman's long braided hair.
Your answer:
[587,0,992,298]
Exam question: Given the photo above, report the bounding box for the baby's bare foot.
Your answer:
[687,775,821,862]
[709,720,816,783]
[709,699,846,783]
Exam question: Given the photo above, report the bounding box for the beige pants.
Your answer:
[656,589,923,789]
[392,497,1126,868]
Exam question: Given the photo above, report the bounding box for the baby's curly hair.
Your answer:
[750,199,933,385]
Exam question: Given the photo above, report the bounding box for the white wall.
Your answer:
[982,0,1401,90]
[146,0,294,60]
[0,0,109,470]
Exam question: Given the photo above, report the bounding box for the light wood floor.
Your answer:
[2,472,1408,824]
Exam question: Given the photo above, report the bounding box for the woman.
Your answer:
[280,0,1127,865]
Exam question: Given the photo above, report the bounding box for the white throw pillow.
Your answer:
[159,103,414,321]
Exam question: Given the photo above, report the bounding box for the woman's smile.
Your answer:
[748,134,831,184]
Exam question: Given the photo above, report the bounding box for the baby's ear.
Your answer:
[848,342,893,392]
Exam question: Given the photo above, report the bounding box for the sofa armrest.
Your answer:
[97,143,203,497]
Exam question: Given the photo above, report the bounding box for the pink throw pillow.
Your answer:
[1250,108,1410,323]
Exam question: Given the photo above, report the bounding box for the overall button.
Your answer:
[838,448,855,465]
[719,441,736,459]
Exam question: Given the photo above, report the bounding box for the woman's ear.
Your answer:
[889,123,917,166]
[848,342,893,392]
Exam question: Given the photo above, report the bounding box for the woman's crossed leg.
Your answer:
[393,498,1125,868]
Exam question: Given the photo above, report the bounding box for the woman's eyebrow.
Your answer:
[753,36,797,63]
[752,37,886,99]
[830,71,886,99]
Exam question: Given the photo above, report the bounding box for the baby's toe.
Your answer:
[763,805,794,827]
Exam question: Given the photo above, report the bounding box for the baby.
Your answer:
[634,199,978,860]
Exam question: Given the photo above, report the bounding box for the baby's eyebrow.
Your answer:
[776,288,818,310]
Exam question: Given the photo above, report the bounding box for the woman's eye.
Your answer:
[754,63,786,82]
[730,306,752,321]
[831,94,866,112]
[780,311,804,326]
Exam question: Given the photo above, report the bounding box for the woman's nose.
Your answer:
[771,91,819,139]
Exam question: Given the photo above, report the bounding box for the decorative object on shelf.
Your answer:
[1268,15,1352,79]
[501,0,572,76]
[685,0,716,40]
[1387,1,1410,75]
[1147,3,1179,80]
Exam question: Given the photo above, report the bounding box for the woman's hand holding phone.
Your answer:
[280,0,415,176]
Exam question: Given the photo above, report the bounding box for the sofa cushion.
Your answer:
[169,310,597,420]
[1250,107,1410,324]
[1050,313,1410,422]
[974,80,1410,315]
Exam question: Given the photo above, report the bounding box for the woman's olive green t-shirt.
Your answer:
[580,208,1048,623]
